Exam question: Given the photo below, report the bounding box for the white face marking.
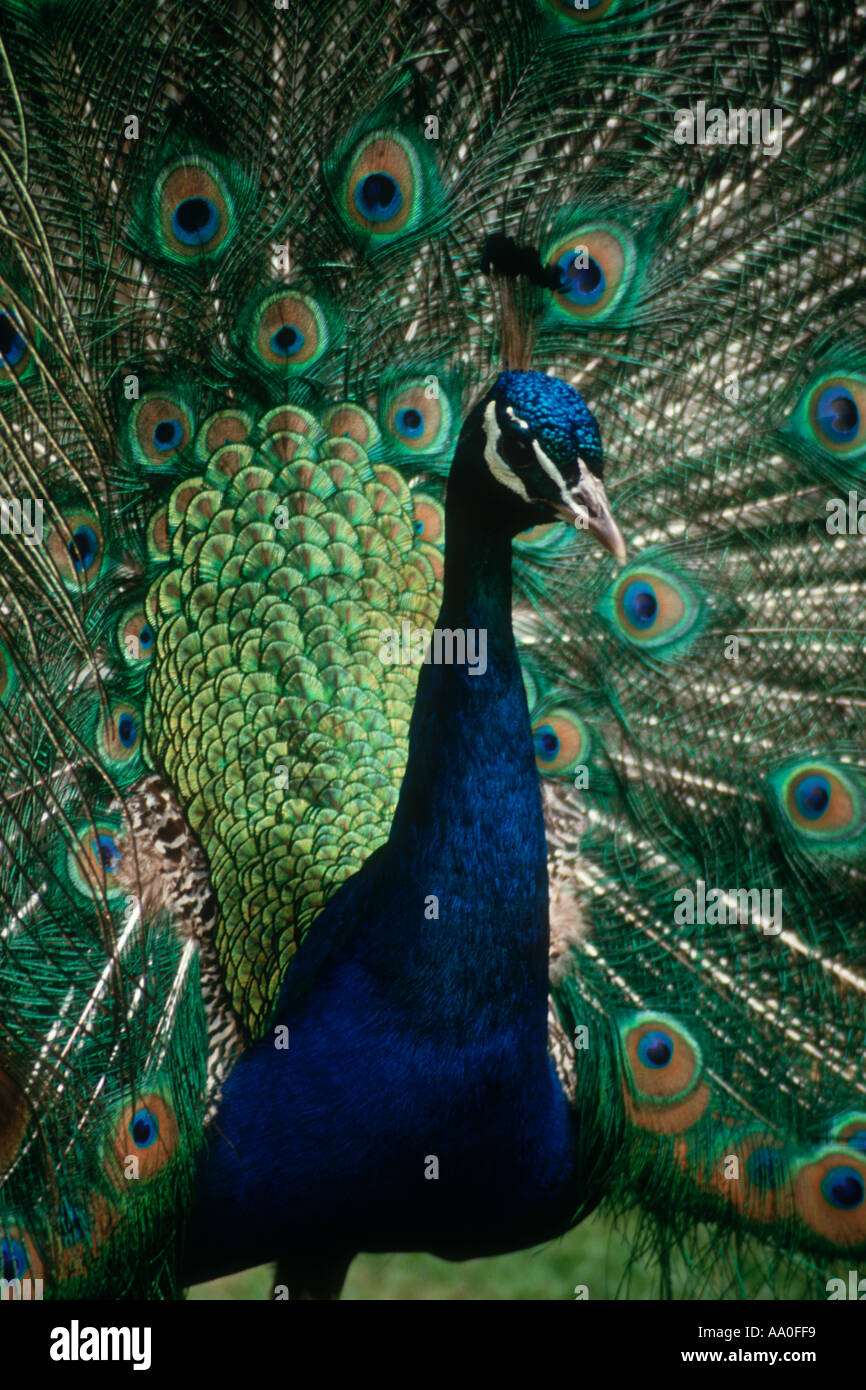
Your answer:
[482,399,530,500]
[484,399,608,528]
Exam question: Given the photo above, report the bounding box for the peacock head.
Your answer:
[453,368,626,562]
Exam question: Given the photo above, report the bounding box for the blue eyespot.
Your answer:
[130,1108,160,1150]
[269,325,303,358]
[0,1235,28,1280]
[815,386,859,444]
[793,773,831,821]
[69,525,99,573]
[355,173,402,222]
[92,833,121,874]
[395,406,425,439]
[637,1029,673,1068]
[821,1166,865,1210]
[139,623,154,651]
[746,1146,786,1190]
[621,580,658,629]
[171,196,220,246]
[152,419,184,452]
[117,713,137,748]
[847,1130,866,1154]
[556,251,606,306]
[533,724,561,763]
[0,310,26,367]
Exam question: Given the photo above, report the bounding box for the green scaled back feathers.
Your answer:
[0,0,865,1299]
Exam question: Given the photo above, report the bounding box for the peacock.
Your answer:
[1,0,865,1302]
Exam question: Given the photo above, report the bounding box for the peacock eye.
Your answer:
[621,1014,707,1131]
[621,579,658,629]
[556,249,606,306]
[830,1117,866,1153]
[47,508,105,591]
[816,385,859,442]
[807,376,866,454]
[382,381,452,454]
[821,1167,864,1211]
[603,564,705,656]
[531,709,589,775]
[68,820,126,900]
[171,195,220,246]
[69,524,99,572]
[637,1030,673,1069]
[106,1093,178,1187]
[546,223,635,323]
[250,291,332,371]
[153,419,184,452]
[746,1146,787,1190]
[339,130,432,241]
[94,833,121,873]
[129,1107,160,1149]
[355,171,402,222]
[128,393,194,467]
[771,760,865,842]
[793,1148,866,1244]
[395,406,425,438]
[119,607,156,664]
[98,702,142,767]
[156,159,235,262]
[782,370,866,475]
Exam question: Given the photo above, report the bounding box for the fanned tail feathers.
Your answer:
[0,0,864,1297]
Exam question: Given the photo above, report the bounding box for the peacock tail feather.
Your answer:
[0,0,865,1298]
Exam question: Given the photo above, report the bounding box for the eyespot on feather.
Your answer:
[532,709,590,775]
[382,382,451,454]
[620,1014,709,1133]
[67,821,126,902]
[546,223,635,322]
[602,563,706,656]
[97,702,142,767]
[46,509,105,592]
[105,1093,180,1187]
[128,393,194,467]
[792,1147,866,1248]
[341,131,425,239]
[769,759,866,844]
[118,606,156,666]
[706,1131,794,1224]
[251,291,332,371]
[156,158,236,262]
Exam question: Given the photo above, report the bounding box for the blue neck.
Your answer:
[373,493,550,1027]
